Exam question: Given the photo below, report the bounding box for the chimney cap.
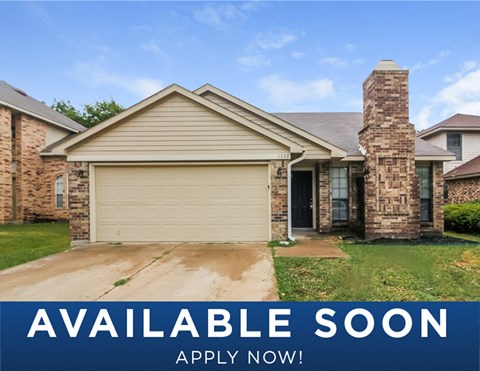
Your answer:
[374,60,400,71]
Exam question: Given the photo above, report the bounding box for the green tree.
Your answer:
[51,98,124,128]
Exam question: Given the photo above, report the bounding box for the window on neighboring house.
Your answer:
[443,183,449,201]
[332,167,348,221]
[447,133,462,160]
[416,166,432,222]
[55,176,63,209]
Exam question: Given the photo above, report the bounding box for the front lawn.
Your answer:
[0,222,70,270]
[275,237,480,301]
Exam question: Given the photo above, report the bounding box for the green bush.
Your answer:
[444,200,480,233]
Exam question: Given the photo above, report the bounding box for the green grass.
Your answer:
[275,238,480,301]
[0,222,70,270]
[113,278,130,287]
[268,240,297,248]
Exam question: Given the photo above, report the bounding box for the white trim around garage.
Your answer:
[89,162,272,243]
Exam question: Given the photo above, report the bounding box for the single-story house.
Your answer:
[45,60,455,245]
[443,155,480,204]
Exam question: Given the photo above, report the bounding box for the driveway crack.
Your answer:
[94,243,184,301]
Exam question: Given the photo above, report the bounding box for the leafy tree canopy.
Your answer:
[51,98,124,128]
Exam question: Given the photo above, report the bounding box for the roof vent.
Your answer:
[13,87,27,97]
[374,60,399,71]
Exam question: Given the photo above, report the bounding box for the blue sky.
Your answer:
[1,1,480,130]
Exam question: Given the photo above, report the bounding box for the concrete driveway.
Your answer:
[0,243,278,301]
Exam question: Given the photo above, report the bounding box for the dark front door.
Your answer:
[292,171,313,228]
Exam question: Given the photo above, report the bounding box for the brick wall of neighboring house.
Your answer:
[68,161,90,244]
[446,177,480,204]
[317,161,332,232]
[14,114,47,221]
[42,156,69,220]
[359,65,420,239]
[271,160,288,240]
[0,106,12,223]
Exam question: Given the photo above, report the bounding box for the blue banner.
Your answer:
[1,302,478,371]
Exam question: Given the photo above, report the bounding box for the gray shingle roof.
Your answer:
[444,155,480,179]
[418,113,480,138]
[274,112,453,157]
[0,81,86,133]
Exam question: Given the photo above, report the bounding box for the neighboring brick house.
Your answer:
[46,60,454,245]
[443,155,480,204]
[418,114,480,204]
[0,81,85,224]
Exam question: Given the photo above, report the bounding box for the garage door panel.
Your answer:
[95,165,269,242]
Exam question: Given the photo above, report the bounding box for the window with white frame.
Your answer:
[332,167,348,221]
[447,133,462,161]
[55,176,63,209]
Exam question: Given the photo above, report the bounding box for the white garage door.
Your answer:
[94,165,269,242]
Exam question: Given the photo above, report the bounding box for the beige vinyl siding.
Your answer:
[463,132,480,162]
[425,132,445,149]
[68,94,287,160]
[94,165,269,242]
[202,92,330,159]
[425,132,480,173]
[45,124,71,146]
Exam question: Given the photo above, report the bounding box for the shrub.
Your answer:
[444,200,480,234]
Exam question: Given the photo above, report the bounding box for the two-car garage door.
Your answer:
[94,165,269,242]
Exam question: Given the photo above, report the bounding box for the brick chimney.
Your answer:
[359,60,420,239]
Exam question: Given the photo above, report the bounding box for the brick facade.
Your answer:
[271,160,288,240]
[14,114,47,221]
[431,161,445,234]
[446,177,480,204]
[42,156,70,220]
[0,106,70,224]
[317,161,332,232]
[0,107,12,223]
[68,161,90,244]
[359,64,420,239]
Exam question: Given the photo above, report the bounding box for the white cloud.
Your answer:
[407,50,450,73]
[319,57,363,68]
[255,30,302,49]
[414,62,480,130]
[320,57,348,68]
[344,43,357,51]
[68,61,163,99]
[259,75,334,109]
[237,54,270,70]
[140,40,162,54]
[444,60,479,82]
[193,2,266,29]
[291,51,305,59]
[237,29,303,71]
[194,3,243,29]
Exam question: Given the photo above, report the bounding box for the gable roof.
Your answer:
[0,81,85,133]
[444,155,480,180]
[418,113,480,139]
[194,84,346,158]
[49,84,303,155]
[275,112,455,160]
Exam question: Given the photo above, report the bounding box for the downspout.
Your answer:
[287,151,306,241]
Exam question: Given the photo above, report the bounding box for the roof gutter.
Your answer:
[287,151,306,241]
[445,173,480,181]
